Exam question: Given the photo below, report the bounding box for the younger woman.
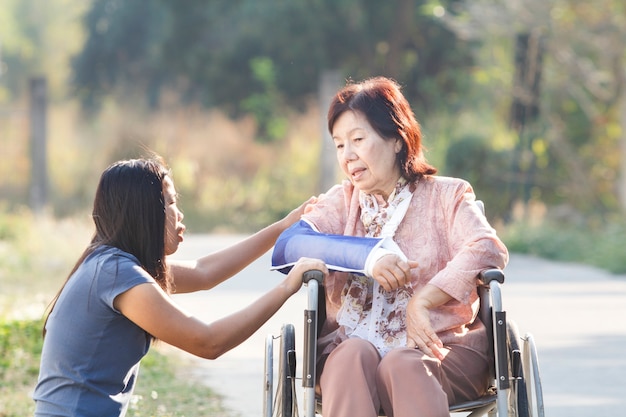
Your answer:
[33,156,327,417]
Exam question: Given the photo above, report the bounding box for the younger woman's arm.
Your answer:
[115,257,328,359]
[169,197,316,293]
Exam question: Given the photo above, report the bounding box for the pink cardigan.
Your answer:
[303,176,509,355]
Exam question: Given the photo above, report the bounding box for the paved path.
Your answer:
[168,234,626,417]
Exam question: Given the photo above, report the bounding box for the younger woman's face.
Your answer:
[163,176,185,255]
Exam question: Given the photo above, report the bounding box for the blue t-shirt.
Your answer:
[34,246,154,417]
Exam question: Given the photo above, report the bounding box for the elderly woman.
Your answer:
[272,76,508,417]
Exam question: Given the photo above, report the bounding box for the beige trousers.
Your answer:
[319,338,490,417]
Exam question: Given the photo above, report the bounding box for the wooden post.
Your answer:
[318,70,342,193]
[619,83,626,211]
[29,77,48,213]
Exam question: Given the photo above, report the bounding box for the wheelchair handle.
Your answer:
[303,269,324,284]
[479,268,505,285]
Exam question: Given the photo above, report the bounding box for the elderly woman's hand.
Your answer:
[406,284,452,361]
[371,255,418,291]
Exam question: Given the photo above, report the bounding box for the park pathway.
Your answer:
[168,234,626,417]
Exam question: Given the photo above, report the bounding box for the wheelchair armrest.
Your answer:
[303,269,324,284]
[479,268,505,285]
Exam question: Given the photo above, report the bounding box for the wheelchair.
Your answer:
[263,269,544,417]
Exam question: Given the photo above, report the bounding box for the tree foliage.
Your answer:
[0,0,85,101]
[443,0,626,220]
[70,0,475,128]
[2,0,626,226]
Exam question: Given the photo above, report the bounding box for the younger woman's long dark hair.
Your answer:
[43,157,172,335]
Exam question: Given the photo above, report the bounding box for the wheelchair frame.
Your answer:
[264,269,544,417]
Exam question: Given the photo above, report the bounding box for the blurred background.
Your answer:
[1,0,626,293]
[1,1,626,415]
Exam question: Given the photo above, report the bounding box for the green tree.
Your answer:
[0,0,85,102]
[71,0,171,109]
[70,0,476,133]
[443,0,626,221]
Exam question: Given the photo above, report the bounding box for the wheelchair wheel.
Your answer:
[275,323,297,417]
[523,333,545,417]
[507,320,530,417]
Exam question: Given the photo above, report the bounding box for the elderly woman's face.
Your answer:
[332,110,402,200]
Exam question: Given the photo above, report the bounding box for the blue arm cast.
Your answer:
[271,220,383,275]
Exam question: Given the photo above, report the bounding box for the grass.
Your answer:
[501,216,626,275]
[0,102,322,233]
[122,349,229,417]
[0,319,43,416]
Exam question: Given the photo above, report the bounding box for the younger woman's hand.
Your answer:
[283,257,328,295]
[281,196,318,229]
